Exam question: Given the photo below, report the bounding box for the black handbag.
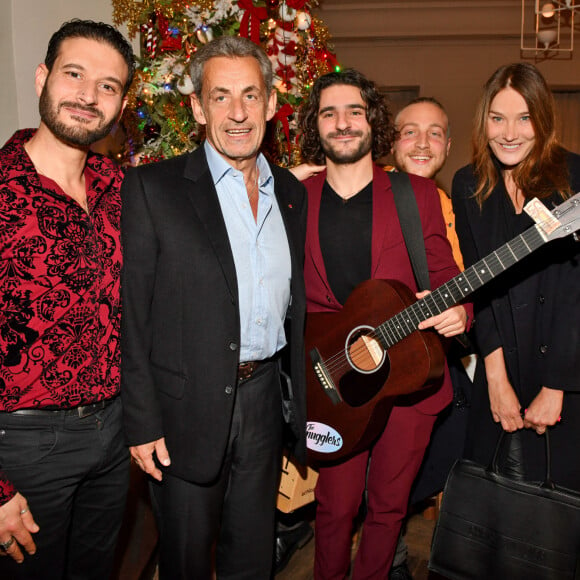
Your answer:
[428,431,580,579]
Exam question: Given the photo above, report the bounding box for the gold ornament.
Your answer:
[190,0,214,11]
[163,103,190,146]
[112,0,144,38]
[311,17,331,51]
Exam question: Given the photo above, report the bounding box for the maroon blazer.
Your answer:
[304,164,471,415]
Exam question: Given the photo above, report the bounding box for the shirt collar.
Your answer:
[1,128,120,203]
[204,140,273,191]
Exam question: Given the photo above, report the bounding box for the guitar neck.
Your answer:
[376,223,547,348]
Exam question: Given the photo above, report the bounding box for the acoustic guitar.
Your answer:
[306,193,580,463]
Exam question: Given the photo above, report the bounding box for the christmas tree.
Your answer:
[112,0,339,166]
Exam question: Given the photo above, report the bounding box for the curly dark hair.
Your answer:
[298,69,395,165]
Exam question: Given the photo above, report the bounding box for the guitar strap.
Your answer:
[389,172,473,350]
[388,171,431,291]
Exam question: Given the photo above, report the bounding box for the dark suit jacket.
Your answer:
[453,157,580,393]
[120,146,307,484]
[303,164,471,415]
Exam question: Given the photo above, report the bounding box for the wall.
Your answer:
[0,1,18,146]
[2,0,579,191]
[314,0,580,191]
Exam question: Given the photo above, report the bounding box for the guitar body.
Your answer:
[306,279,445,464]
[304,192,580,464]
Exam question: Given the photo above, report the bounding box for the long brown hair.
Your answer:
[472,62,570,205]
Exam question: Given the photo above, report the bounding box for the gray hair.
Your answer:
[189,35,273,97]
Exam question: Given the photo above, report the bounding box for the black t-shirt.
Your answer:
[319,180,373,305]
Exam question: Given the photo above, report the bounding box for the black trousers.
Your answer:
[0,398,129,580]
[151,361,284,580]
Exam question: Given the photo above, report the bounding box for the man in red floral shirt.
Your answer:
[0,20,134,579]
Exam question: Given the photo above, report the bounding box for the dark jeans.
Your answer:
[151,361,284,580]
[0,398,129,580]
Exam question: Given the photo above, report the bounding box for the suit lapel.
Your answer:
[271,165,306,305]
[371,165,394,277]
[273,167,298,256]
[183,147,238,300]
[303,171,335,298]
[305,166,393,285]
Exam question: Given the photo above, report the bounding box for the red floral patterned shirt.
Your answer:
[0,130,123,505]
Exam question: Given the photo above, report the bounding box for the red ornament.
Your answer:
[238,0,268,44]
[286,0,307,8]
[142,16,157,57]
[157,14,182,52]
[273,103,294,158]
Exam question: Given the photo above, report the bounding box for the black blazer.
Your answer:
[452,154,580,395]
[120,146,307,484]
[452,153,580,489]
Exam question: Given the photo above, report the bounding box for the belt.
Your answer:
[1,398,116,419]
[238,356,279,383]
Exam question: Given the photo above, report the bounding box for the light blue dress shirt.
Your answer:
[205,141,291,363]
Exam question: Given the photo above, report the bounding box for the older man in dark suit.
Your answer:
[120,36,307,579]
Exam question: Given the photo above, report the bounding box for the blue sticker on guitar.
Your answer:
[306,422,343,453]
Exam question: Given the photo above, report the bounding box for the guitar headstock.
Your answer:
[538,192,580,241]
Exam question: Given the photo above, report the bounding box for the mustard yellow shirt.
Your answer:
[384,166,464,271]
[437,187,464,271]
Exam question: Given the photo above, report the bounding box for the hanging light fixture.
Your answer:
[521,0,576,58]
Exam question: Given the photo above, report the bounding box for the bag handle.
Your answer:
[490,430,555,489]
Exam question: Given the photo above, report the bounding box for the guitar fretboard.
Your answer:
[376,224,546,349]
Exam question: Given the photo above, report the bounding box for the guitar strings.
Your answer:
[312,210,566,382]
[320,294,442,377]
[319,300,425,375]
[321,328,388,375]
[320,295,429,375]
[318,286,448,380]
[314,288,439,379]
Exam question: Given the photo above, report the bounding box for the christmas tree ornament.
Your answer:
[142,16,157,58]
[239,0,268,43]
[112,0,339,165]
[296,11,311,30]
[277,52,297,66]
[176,74,195,95]
[279,3,297,22]
[196,26,214,44]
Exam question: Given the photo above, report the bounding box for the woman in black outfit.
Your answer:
[452,62,580,490]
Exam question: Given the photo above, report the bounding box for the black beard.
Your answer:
[320,130,372,165]
[39,89,116,147]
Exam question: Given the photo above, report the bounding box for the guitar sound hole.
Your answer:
[339,327,390,408]
[346,327,385,373]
